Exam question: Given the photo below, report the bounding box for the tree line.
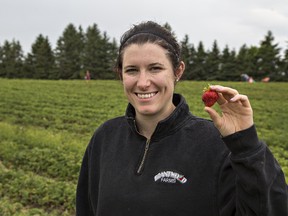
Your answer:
[0,23,288,81]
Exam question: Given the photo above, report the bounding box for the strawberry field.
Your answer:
[0,78,287,215]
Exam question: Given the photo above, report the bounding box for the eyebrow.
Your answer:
[149,62,164,67]
[123,62,164,69]
[123,65,137,70]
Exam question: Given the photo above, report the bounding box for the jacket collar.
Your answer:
[125,94,192,141]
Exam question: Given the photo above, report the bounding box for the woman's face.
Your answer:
[122,43,183,119]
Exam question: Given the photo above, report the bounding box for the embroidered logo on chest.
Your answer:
[154,171,187,184]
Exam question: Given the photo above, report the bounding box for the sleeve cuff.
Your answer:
[222,125,262,156]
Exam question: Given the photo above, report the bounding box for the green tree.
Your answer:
[82,23,102,79]
[192,41,207,80]
[55,24,84,79]
[24,34,55,79]
[82,24,117,80]
[0,44,3,77]
[205,40,221,80]
[0,40,24,78]
[236,45,258,81]
[219,46,238,81]
[97,32,118,79]
[109,38,119,77]
[256,30,281,81]
[279,44,288,81]
[163,22,172,32]
[82,24,117,79]
[180,34,194,80]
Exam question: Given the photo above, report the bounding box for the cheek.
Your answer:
[122,76,134,91]
[163,74,176,89]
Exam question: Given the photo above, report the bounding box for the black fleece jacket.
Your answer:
[76,94,288,216]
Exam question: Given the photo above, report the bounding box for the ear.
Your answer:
[175,61,185,81]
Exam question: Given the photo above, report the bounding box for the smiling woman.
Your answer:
[76,21,288,216]
[121,43,184,135]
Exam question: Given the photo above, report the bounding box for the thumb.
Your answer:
[204,107,221,128]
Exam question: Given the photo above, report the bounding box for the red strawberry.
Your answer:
[202,85,219,107]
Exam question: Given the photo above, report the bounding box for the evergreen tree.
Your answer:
[82,24,117,79]
[193,41,207,80]
[55,24,84,79]
[235,45,249,78]
[98,32,118,79]
[205,40,221,80]
[279,44,288,81]
[236,45,258,81]
[0,44,3,77]
[163,22,172,32]
[0,40,24,78]
[110,38,119,78]
[24,34,55,79]
[163,22,177,38]
[219,46,238,81]
[245,46,259,80]
[256,30,281,81]
[82,24,106,79]
[180,35,194,80]
[187,45,197,80]
[82,24,101,79]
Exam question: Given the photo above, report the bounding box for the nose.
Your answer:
[137,71,150,90]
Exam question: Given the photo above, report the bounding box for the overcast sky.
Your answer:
[1,0,288,55]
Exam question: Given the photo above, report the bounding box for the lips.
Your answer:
[136,92,157,99]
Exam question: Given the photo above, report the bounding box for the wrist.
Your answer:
[222,125,262,156]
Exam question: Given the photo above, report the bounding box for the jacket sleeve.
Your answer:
[218,125,288,216]
[76,146,94,216]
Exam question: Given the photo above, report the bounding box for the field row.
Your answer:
[0,162,75,216]
[0,122,82,215]
[0,80,127,136]
[0,122,86,182]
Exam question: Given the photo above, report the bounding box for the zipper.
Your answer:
[137,138,151,174]
[132,119,152,175]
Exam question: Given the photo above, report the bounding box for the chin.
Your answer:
[137,108,157,116]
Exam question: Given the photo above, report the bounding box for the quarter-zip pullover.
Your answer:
[76,94,288,216]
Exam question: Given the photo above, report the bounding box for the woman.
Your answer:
[76,21,287,215]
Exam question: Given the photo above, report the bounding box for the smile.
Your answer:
[136,92,157,99]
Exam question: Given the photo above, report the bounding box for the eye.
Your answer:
[150,66,162,73]
[124,67,138,74]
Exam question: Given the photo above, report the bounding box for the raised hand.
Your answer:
[204,85,254,137]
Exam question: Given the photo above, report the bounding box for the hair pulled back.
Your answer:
[115,21,182,79]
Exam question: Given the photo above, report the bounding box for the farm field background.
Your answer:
[0,78,287,215]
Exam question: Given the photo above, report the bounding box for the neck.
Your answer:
[135,116,158,139]
[135,104,176,139]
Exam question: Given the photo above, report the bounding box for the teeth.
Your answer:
[137,93,156,99]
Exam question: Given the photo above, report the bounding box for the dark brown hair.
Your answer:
[115,21,181,79]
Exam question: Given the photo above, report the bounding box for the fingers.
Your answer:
[210,85,238,99]
[209,85,250,107]
[230,94,251,108]
[216,93,227,106]
[204,85,253,136]
[204,106,222,128]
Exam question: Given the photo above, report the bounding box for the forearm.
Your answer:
[220,125,288,215]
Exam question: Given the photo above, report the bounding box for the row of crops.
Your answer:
[0,79,287,215]
[0,79,127,215]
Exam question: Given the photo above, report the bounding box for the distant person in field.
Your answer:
[76,21,288,216]
[85,70,91,82]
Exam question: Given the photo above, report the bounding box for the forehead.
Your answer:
[123,43,169,64]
